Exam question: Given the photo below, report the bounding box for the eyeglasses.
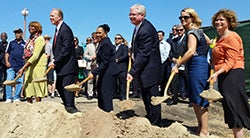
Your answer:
[115,37,122,40]
[176,29,184,32]
[179,16,191,20]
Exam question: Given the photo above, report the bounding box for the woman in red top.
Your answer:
[208,9,250,138]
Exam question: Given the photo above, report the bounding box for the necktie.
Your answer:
[53,28,58,47]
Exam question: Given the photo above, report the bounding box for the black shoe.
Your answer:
[131,94,140,98]
[87,96,93,100]
[166,99,178,105]
[181,95,186,100]
[65,106,79,114]
[120,97,126,101]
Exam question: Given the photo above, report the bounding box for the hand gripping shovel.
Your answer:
[199,69,223,103]
[117,56,135,111]
[3,73,22,86]
[33,66,53,83]
[151,56,181,106]
[64,76,90,92]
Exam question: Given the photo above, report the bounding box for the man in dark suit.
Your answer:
[127,4,162,126]
[49,8,78,113]
[168,24,188,105]
[114,34,128,101]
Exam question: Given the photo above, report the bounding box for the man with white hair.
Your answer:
[127,4,162,126]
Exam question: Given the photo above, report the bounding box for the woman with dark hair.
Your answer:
[18,21,48,103]
[208,9,250,138]
[88,24,118,112]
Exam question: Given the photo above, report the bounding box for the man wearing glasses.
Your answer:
[168,24,188,105]
[127,4,161,126]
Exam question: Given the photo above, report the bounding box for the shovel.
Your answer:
[199,69,223,103]
[33,66,54,83]
[64,76,90,92]
[151,70,175,106]
[151,56,181,106]
[117,56,135,111]
[3,73,22,86]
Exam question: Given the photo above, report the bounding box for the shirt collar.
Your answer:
[56,21,63,31]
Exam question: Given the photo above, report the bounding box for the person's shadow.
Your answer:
[116,109,137,119]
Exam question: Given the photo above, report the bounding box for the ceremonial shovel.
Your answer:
[64,77,90,92]
[151,56,181,106]
[199,69,223,103]
[3,74,22,86]
[117,56,135,111]
[33,66,54,83]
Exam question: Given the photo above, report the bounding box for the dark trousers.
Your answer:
[115,71,126,99]
[56,74,76,107]
[0,66,6,100]
[97,75,116,112]
[170,69,188,101]
[178,70,188,96]
[141,84,161,126]
[160,60,171,95]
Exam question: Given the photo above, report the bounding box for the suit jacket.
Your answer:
[129,19,161,88]
[169,35,187,59]
[53,22,77,76]
[92,37,118,76]
[115,44,128,73]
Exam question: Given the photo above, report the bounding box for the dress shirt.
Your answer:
[159,40,171,63]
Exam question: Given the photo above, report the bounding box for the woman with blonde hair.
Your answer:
[172,8,210,136]
[18,21,48,103]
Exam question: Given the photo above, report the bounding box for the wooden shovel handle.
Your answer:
[163,56,181,96]
[209,69,214,89]
[78,77,90,86]
[13,73,22,82]
[163,71,175,96]
[44,66,54,76]
[126,56,132,100]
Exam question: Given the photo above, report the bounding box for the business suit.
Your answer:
[169,35,188,102]
[53,22,78,109]
[115,44,128,100]
[129,19,162,126]
[92,37,118,112]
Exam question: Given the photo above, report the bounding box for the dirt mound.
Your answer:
[0,101,201,138]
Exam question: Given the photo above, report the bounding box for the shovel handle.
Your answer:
[163,71,175,96]
[13,73,22,82]
[126,56,132,100]
[209,69,214,89]
[78,77,90,86]
[44,66,54,76]
[163,56,181,96]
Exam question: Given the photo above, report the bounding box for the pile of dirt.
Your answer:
[0,101,200,138]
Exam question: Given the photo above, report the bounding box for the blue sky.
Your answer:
[0,0,249,45]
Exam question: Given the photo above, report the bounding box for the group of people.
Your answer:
[0,4,249,138]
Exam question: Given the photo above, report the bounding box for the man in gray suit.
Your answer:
[127,4,162,126]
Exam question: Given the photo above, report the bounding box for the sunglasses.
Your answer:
[179,16,191,20]
[176,29,184,32]
[115,37,122,40]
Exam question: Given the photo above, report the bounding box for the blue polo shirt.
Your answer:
[5,39,25,71]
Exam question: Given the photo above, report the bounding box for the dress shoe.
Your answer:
[166,99,178,105]
[65,107,79,114]
[87,96,93,100]
[181,95,186,100]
